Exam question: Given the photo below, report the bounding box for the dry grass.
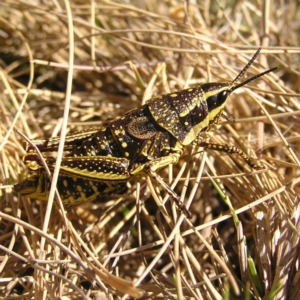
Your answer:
[1,1,300,299]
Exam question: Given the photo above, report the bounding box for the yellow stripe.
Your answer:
[182,115,209,145]
[59,165,130,181]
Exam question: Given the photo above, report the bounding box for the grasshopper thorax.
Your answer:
[147,48,276,146]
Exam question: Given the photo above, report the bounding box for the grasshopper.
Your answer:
[15,48,276,218]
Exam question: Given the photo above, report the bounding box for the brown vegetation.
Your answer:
[0,1,299,299]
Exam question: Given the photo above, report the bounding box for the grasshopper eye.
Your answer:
[207,89,229,111]
[219,90,228,100]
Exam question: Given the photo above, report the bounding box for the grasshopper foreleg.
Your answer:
[133,152,192,219]
[197,140,264,170]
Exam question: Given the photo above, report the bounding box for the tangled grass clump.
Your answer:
[0,1,299,299]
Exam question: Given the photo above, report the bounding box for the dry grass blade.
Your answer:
[1,0,299,299]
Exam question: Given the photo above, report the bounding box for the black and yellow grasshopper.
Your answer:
[15,48,276,218]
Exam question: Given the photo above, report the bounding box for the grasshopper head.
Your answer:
[201,82,232,122]
[202,48,277,123]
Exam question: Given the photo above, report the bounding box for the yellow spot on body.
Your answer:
[170,93,178,97]
[184,122,189,126]
[63,180,68,187]
[122,142,127,148]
